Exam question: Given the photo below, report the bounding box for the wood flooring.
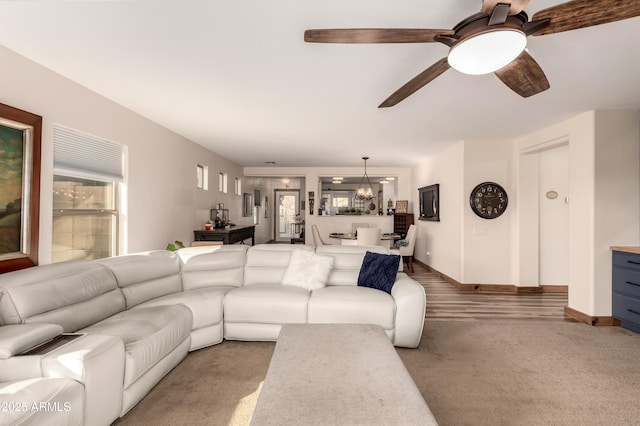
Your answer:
[409,262,577,322]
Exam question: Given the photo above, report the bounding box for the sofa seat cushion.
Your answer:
[224,285,309,325]
[79,305,192,388]
[308,286,395,330]
[134,287,234,330]
[0,377,84,425]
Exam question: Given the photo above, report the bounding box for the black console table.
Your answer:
[194,225,255,245]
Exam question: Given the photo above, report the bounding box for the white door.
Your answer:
[539,145,569,286]
[275,190,299,242]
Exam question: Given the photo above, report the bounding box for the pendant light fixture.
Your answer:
[355,156,375,201]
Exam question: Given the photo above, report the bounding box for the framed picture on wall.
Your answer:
[418,184,440,221]
[0,102,42,273]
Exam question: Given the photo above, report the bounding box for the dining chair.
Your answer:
[356,227,381,246]
[397,224,417,272]
[351,223,369,235]
[311,224,329,246]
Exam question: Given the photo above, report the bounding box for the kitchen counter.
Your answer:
[610,246,640,255]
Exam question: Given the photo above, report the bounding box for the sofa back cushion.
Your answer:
[0,261,125,332]
[98,250,182,309]
[315,245,390,286]
[244,245,313,286]
[179,245,247,290]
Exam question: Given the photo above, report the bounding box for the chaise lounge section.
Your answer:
[0,244,426,425]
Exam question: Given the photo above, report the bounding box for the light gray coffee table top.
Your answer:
[251,324,438,425]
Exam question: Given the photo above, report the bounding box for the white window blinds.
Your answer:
[53,125,125,182]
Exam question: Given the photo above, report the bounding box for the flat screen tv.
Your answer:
[418,184,439,221]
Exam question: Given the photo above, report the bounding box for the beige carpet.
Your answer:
[115,319,640,426]
[399,319,640,425]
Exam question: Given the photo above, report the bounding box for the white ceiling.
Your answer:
[0,0,638,168]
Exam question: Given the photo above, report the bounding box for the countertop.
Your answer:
[610,246,640,254]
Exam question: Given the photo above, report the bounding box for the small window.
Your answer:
[235,177,241,195]
[53,175,118,262]
[219,172,228,193]
[197,165,208,190]
[197,165,204,189]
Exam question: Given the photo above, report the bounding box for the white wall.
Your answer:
[462,138,514,284]
[412,142,464,282]
[411,138,514,284]
[0,45,247,262]
[593,110,640,315]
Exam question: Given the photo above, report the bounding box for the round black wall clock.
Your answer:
[469,182,508,219]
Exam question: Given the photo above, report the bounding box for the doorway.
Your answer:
[517,137,569,288]
[274,189,300,243]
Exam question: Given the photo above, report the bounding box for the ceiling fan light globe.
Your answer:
[448,29,527,75]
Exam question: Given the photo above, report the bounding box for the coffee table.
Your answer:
[250,324,438,425]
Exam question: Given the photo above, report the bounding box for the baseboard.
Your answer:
[564,306,620,327]
[416,260,562,294]
[540,285,569,293]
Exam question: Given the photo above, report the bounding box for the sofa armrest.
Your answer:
[42,334,125,426]
[391,273,426,348]
[0,324,65,382]
[0,324,63,359]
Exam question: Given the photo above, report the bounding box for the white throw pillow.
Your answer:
[281,248,334,291]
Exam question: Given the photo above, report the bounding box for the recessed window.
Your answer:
[235,177,241,195]
[197,165,208,190]
[52,125,125,262]
[53,175,118,262]
[219,172,228,193]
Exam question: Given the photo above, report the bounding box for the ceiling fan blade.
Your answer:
[494,51,550,98]
[531,0,640,36]
[481,0,532,15]
[379,58,451,108]
[304,28,453,44]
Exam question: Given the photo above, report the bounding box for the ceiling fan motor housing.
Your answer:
[439,12,530,75]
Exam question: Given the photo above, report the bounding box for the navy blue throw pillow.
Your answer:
[357,251,400,294]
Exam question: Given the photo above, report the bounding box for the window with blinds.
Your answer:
[52,125,125,262]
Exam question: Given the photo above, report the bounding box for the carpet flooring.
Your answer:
[115,265,640,426]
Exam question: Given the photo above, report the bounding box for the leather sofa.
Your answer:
[0,244,426,425]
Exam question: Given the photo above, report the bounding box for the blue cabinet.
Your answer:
[612,250,640,333]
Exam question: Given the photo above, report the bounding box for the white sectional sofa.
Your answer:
[0,244,426,425]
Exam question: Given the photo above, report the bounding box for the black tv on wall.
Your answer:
[418,184,439,221]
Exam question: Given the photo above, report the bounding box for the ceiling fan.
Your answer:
[304,0,640,107]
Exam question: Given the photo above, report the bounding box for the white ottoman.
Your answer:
[251,324,438,425]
